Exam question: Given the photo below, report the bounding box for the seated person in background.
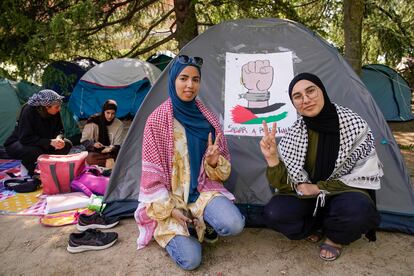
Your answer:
[4,89,72,176]
[260,73,382,261]
[81,99,124,167]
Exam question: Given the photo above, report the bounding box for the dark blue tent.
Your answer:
[41,61,85,142]
[42,61,87,101]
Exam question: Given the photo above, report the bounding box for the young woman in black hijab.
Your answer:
[81,99,124,167]
[260,73,382,261]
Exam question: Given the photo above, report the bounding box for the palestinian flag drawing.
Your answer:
[231,103,288,124]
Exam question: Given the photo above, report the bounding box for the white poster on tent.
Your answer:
[224,52,296,137]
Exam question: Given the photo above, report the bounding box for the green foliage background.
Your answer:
[0,0,413,82]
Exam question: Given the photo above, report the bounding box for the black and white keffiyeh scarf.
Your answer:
[279,104,383,190]
[27,89,63,107]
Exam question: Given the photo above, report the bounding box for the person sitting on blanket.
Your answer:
[80,99,124,167]
[259,73,382,261]
[134,55,245,270]
[4,89,72,176]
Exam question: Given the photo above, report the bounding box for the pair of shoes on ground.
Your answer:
[67,213,120,253]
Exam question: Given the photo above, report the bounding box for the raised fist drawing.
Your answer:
[240,60,274,108]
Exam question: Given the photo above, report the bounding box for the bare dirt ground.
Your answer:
[1,121,413,276]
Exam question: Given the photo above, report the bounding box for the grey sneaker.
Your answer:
[67,229,118,253]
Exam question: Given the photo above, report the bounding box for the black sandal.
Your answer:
[319,243,342,261]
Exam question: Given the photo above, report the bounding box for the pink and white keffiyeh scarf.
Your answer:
[134,99,234,249]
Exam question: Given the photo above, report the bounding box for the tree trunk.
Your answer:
[343,0,364,76]
[174,0,198,49]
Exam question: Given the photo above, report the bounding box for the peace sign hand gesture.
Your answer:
[205,132,222,168]
[260,120,280,167]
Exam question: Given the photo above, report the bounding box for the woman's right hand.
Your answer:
[171,208,192,228]
[50,138,65,150]
[260,120,280,167]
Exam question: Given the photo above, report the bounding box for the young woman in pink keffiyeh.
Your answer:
[134,55,245,270]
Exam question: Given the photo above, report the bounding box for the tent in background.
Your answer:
[42,61,87,100]
[41,61,85,143]
[104,18,414,235]
[1,78,81,145]
[68,58,161,119]
[146,51,175,71]
[72,57,101,71]
[361,64,413,121]
[14,80,41,105]
[0,78,22,146]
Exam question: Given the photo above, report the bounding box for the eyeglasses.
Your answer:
[291,86,319,105]
[177,55,203,67]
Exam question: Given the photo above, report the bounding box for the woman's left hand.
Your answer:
[101,146,113,153]
[205,132,222,168]
[297,183,320,196]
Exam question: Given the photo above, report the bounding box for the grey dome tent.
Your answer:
[361,64,413,121]
[104,18,414,234]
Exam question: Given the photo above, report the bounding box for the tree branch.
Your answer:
[81,0,159,36]
[292,0,319,8]
[129,33,176,58]
[121,8,174,57]
[197,22,215,27]
[372,3,407,37]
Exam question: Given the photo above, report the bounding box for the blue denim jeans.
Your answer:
[165,196,245,270]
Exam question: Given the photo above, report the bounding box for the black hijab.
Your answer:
[87,99,118,146]
[288,73,340,182]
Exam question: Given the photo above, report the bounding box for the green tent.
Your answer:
[146,52,174,71]
[60,102,81,142]
[0,78,21,145]
[361,64,413,121]
[14,80,42,105]
[1,78,81,146]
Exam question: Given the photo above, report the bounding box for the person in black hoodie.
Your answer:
[4,89,72,176]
